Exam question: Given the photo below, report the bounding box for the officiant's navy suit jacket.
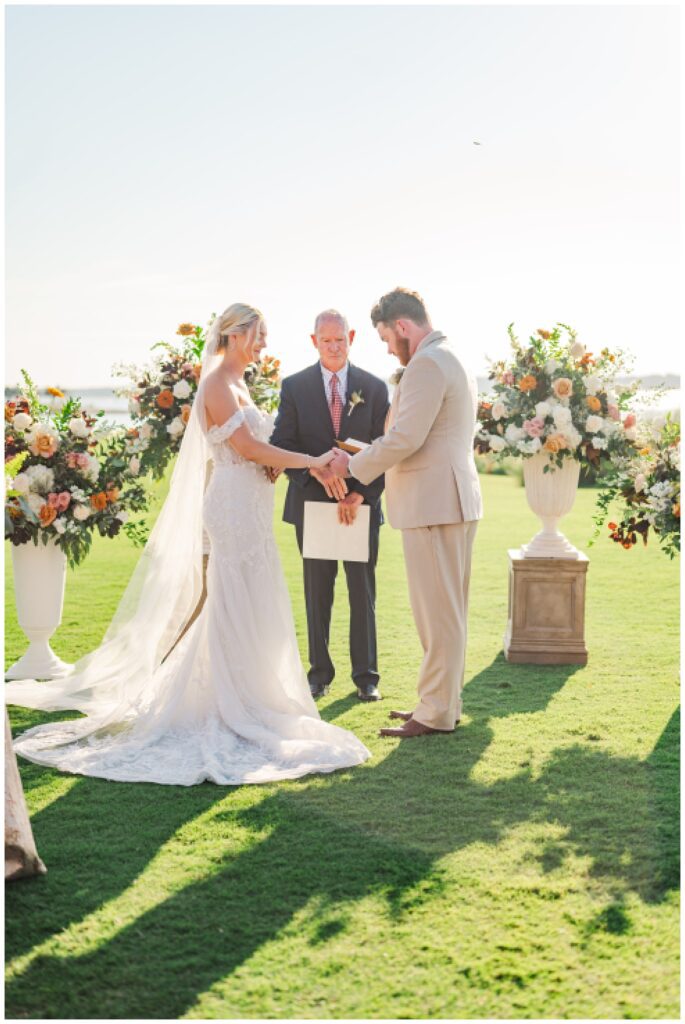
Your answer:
[270,361,390,528]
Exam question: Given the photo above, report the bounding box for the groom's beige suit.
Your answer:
[349,330,483,730]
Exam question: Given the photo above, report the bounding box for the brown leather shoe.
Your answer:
[379,718,454,738]
[388,710,413,722]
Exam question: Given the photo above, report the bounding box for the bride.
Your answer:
[5,303,371,785]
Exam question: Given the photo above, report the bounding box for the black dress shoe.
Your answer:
[310,683,330,699]
[356,683,381,702]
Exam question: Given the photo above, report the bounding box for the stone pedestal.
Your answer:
[503,548,589,665]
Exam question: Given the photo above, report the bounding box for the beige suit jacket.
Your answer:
[349,331,483,530]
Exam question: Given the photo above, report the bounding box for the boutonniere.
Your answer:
[390,368,405,386]
[347,390,364,415]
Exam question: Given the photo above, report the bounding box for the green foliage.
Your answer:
[4,475,679,1018]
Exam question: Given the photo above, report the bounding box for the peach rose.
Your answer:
[90,491,108,512]
[623,413,636,429]
[176,323,196,336]
[607,404,620,421]
[518,375,538,393]
[156,390,174,409]
[673,503,680,519]
[544,433,568,454]
[105,487,120,504]
[192,364,202,381]
[39,504,57,528]
[181,404,192,425]
[586,395,601,412]
[551,378,573,400]
[29,427,60,459]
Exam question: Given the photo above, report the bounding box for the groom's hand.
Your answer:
[337,491,364,525]
[329,449,351,479]
[310,466,348,501]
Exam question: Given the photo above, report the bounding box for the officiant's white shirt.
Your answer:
[320,362,349,404]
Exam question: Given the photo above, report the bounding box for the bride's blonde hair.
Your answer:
[216,302,263,351]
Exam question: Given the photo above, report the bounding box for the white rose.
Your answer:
[491,401,507,421]
[26,464,55,492]
[12,412,32,431]
[591,435,608,451]
[544,359,560,374]
[72,504,91,522]
[586,415,604,434]
[553,406,572,427]
[139,423,153,440]
[583,375,600,396]
[488,435,506,453]
[84,455,100,483]
[634,473,646,493]
[167,417,185,438]
[69,417,90,439]
[53,517,67,534]
[12,473,31,495]
[505,423,525,444]
[27,493,44,515]
[570,341,585,360]
[128,397,141,415]
[528,436,542,453]
[172,379,192,400]
[116,510,129,523]
[535,401,551,419]
[129,456,141,476]
[565,428,582,450]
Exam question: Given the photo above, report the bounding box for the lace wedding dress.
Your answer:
[6,405,370,785]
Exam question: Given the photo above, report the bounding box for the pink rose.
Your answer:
[523,416,545,438]
[77,452,91,469]
[501,370,515,386]
[47,491,71,512]
[607,404,620,421]
[623,413,636,429]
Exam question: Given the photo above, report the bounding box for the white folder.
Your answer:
[303,502,370,562]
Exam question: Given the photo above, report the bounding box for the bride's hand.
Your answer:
[311,450,336,471]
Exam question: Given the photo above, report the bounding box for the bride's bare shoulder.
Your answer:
[202,371,241,424]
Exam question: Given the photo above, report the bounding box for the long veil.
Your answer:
[5,321,225,718]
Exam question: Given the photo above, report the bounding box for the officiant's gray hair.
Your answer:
[313,309,350,337]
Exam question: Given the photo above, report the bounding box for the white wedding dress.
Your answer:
[6,404,371,785]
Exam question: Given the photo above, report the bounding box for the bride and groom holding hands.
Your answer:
[7,287,483,786]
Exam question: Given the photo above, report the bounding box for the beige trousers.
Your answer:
[401,521,478,730]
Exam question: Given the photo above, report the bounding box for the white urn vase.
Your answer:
[521,453,581,559]
[6,540,74,680]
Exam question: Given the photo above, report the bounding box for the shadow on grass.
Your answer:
[5,660,679,1019]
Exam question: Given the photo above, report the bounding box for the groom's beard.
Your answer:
[395,336,411,366]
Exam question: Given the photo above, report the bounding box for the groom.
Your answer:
[270,310,390,701]
[329,288,483,738]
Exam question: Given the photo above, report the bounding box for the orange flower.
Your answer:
[181,404,192,425]
[90,491,108,512]
[156,389,174,409]
[518,374,537,393]
[5,402,16,422]
[579,353,595,367]
[191,364,202,381]
[176,323,196,336]
[607,522,618,531]
[39,504,57,528]
[127,428,139,438]
[105,487,120,504]
[544,433,567,454]
[673,503,680,519]
[639,447,651,456]
[551,378,573,400]
[586,395,601,412]
[47,386,65,397]
[537,329,552,340]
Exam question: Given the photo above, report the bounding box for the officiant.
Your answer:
[270,310,389,701]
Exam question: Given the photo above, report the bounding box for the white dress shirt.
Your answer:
[320,362,349,406]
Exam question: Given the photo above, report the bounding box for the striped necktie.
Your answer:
[329,373,343,436]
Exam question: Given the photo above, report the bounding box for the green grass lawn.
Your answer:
[5,474,680,1019]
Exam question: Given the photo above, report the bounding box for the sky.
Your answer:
[5,3,681,390]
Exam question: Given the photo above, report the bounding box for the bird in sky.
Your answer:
[472,140,482,146]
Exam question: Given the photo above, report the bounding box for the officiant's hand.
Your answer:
[264,466,283,483]
[337,491,364,525]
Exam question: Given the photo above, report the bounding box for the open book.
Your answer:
[335,438,370,455]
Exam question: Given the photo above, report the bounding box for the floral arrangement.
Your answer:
[592,416,680,557]
[115,320,282,480]
[475,325,638,472]
[5,373,148,567]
